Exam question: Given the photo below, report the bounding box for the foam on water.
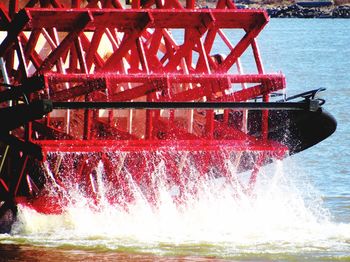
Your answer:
[6,159,350,259]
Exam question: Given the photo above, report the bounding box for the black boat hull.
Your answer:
[248,107,337,155]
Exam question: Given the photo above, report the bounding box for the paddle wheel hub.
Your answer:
[0,0,336,218]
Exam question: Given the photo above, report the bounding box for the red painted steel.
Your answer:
[0,0,288,214]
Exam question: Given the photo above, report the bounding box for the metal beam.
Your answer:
[52,100,319,111]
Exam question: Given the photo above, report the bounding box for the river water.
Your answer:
[0,19,349,261]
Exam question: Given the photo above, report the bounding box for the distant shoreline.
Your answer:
[202,1,350,18]
[264,4,350,18]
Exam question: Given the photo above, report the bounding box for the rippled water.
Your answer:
[1,19,350,261]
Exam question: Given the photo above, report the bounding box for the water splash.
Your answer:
[7,157,350,259]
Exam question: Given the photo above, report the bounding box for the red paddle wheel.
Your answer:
[0,0,303,217]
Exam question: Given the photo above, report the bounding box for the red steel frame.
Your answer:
[0,0,288,213]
